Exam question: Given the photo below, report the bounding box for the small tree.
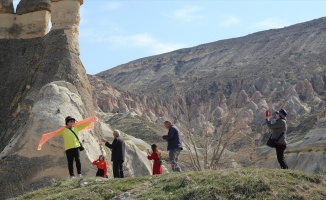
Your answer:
[176,97,254,171]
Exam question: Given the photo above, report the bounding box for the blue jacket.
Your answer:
[162,125,183,151]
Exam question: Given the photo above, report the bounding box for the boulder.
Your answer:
[16,0,51,15]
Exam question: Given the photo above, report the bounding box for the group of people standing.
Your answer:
[40,108,288,179]
[40,116,183,179]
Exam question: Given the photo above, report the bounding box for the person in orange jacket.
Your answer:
[92,155,108,178]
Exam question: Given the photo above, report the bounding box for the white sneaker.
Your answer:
[78,174,82,178]
[70,176,75,180]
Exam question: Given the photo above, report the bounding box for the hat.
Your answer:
[65,116,76,125]
[276,109,287,120]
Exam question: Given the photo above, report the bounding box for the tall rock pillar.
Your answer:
[51,0,83,53]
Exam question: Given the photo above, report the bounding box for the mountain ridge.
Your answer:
[97,16,326,91]
[91,16,326,173]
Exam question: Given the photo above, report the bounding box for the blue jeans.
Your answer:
[169,148,182,172]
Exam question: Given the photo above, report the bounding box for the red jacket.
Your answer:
[147,152,163,175]
[92,160,108,177]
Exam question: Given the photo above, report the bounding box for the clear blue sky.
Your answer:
[13,1,326,75]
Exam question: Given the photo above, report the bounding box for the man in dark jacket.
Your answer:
[101,130,125,178]
[162,121,183,172]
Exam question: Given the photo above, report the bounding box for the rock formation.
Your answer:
[16,0,51,14]
[2,1,326,198]
[94,17,326,172]
[0,0,82,41]
[0,1,152,199]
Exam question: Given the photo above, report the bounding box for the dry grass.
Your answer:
[11,168,326,200]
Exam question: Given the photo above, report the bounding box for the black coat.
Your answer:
[105,137,125,162]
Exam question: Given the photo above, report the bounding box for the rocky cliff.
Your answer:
[94,17,326,172]
[0,1,152,199]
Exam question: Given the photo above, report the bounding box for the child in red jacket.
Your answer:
[147,144,163,175]
[92,155,108,178]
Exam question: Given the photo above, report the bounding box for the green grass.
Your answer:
[11,168,326,200]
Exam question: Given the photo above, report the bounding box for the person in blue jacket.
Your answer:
[162,121,183,172]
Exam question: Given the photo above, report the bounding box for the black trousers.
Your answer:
[96,169,105,177]
[65,148,81,176]
[275,145,288,169]
[113,161,124,178]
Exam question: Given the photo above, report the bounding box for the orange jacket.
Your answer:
[92,160,108,177]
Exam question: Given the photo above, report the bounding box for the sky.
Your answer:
[13,0,326,75]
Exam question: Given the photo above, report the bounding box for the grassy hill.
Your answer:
[11,168,326,200]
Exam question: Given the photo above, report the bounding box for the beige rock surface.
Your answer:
[0,81,104,175]
[51,0,81,52]
[0,0,82,39]
[0,11,50,39]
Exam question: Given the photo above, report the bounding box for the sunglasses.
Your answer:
[69,120,76,123]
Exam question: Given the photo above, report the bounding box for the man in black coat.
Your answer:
[162,121,183,172]
[101,130,125,178]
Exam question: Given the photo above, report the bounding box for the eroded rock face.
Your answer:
[16,0,51,14]
[50,0,81,52]
[0,0,13,13]
[92,17,326,173]
[0,28,97,199]
[0,1,155,199]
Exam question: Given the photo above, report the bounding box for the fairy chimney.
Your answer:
[0,0,82,46]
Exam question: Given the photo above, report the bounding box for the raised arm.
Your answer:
[105,139,117,149]
[92,160,98,165]
[73,116,98,133]
[37,126,65,150]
